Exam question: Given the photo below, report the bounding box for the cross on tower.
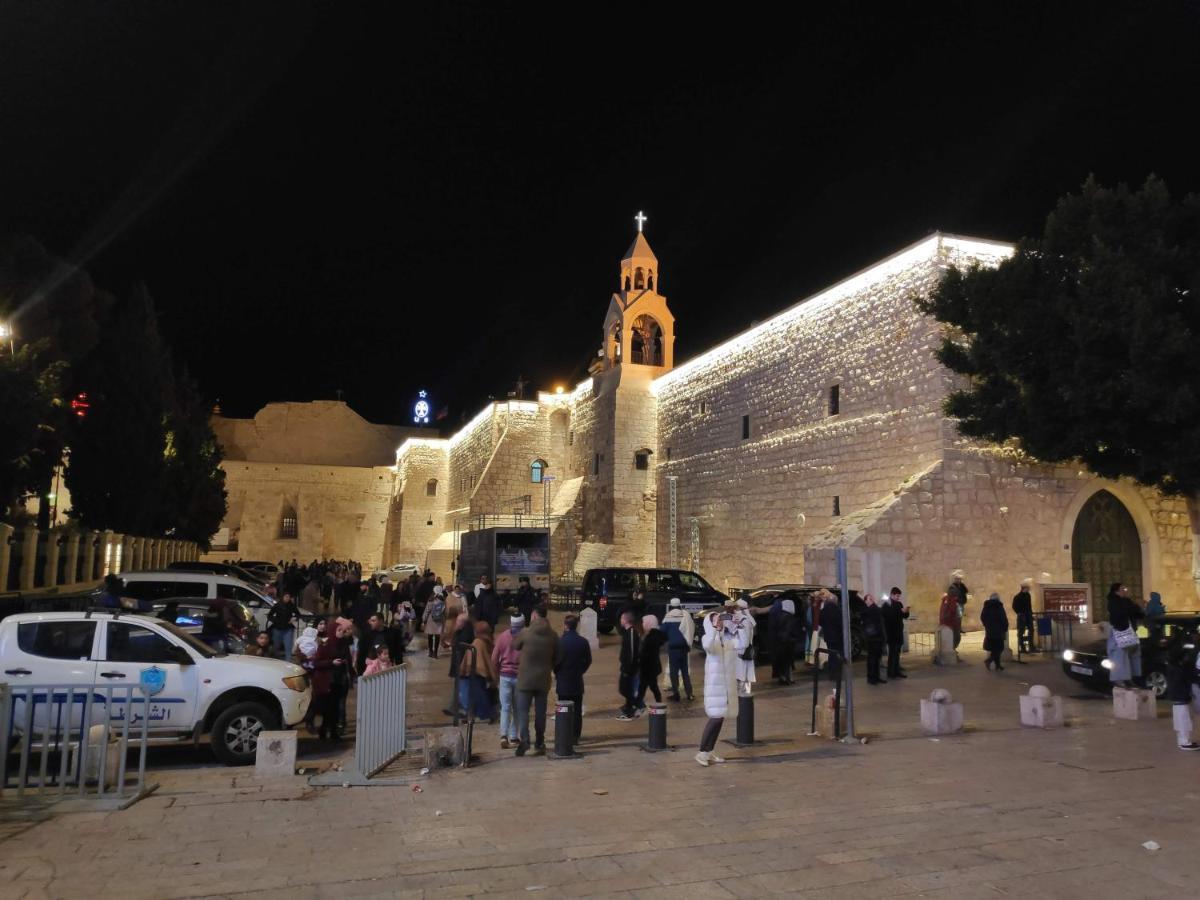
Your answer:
[634,210,647,233]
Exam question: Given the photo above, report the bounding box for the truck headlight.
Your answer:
[1062,650,1075,662]
[282,674,309,692]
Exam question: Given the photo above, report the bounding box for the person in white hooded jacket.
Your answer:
[696,605,743,766]
[661,598,696,702]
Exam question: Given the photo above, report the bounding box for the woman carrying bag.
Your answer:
[1106,582,1144,688]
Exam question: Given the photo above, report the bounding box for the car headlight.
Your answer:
[1100,659,1113,670]
[282,674,309,692]
[1062,650,1075,662]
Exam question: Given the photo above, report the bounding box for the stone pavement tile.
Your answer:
[747,860,892,893]
[992,862,1177,899]
[632,880,737,899]
[649,865,740,888]
[871,847,999,877]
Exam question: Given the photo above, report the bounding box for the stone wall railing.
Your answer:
[0,523,200,595]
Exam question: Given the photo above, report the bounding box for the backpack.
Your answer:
[429,598,446,624]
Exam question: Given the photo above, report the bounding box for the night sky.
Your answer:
[2,3,1197,427]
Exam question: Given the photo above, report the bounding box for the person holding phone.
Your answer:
[697,604,740,766]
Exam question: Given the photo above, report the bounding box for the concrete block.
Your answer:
[921,690,964,735]
[1112,687,1157,720]
[255,731,298,777]
[423,727,466,768]
[935,626,956,664]
[1019,685,1064,728]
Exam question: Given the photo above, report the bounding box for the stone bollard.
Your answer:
[423,727,467,768]
[1019,684,1064,728]
[921,688,964,735]
[255,731,298,777]
[934,626,956,665]
[1112,686,1157,721]
[734,690,757,746]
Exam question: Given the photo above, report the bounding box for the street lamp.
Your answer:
[0,321,13,356]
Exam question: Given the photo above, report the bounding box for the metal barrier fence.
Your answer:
[0,682,155,807]
[353,663,407,778]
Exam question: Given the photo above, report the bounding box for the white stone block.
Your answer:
[1112,687,1157,721]
[255,730,298,777]
[920,696,964,735]
[1019,691,1064,728]
[935,626,956,664]
[578,607,600,651]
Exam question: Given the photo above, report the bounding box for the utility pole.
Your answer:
[836,547,857,741]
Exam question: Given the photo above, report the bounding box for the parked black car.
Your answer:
[1061,612,1200,698]
[582,567,728,633]
[690,584,866,661]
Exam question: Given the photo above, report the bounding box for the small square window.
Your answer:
[698,400,709,415]
[741,414,750,440]
[665,446,672,461]
[832,495,841,517]
[829,384,840,416]
[634,449,652,470]
[593,453,600,476]
[280,516,297,539]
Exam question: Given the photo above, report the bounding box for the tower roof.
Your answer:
[622,231,658,264]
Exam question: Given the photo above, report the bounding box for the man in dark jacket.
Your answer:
[554,614,593,743]
[357,613,390,677]
[861,595,886,684]
[474,586,501,629]
[880,587,909,679]
[1012,580,1035,653]
[515,579,537,622]
[818,591,844,681]
[266,592,300,658]
[616,610,642,720]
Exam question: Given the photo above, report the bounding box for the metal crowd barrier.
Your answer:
[353,663,408,778]
[0,681,155,807]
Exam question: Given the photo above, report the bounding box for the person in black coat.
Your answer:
[773,599,798,685]
[880,587,909,679]
[553,615,593,742]
[817,591,844,680]
[474,587,500,630]
[980,592,1009,671]
[616,611,642,719]
[861,595,886,684]
[1011,580,1035,653]
[637,616,666,706]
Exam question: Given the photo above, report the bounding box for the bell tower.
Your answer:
[601,213,675,374]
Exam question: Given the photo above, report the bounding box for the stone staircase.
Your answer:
[571,541,615,576]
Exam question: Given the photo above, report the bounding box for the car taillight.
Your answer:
[599,597,608,610]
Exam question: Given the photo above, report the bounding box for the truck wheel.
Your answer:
[211,701,278,766]
[598,623,614,635]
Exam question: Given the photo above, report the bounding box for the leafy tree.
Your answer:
[65,283,172,535]
[920,176,1200,585]
[0,342,65,519]
[160,369,227,547]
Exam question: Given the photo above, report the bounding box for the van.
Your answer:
[582,568,727,633]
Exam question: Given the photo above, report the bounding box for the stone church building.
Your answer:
[210,229,1198,624]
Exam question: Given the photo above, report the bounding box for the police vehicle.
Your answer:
[0,609,311,765]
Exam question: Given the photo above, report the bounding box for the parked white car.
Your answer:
[0,610,311,765]
[116,571,316,630]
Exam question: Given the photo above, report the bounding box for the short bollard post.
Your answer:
[735,690,756,746]
[645,702,668,751]
[551,700,576,759]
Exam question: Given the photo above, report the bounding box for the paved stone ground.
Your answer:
[3,619,1199,899]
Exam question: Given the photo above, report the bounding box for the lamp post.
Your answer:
[0,320,13,356]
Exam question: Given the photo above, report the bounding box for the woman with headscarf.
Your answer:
[773,599,797,685]
[311,616,347,740]
[1107,582,1144,688]
[980,592,1009,671]
[696,607,740,766]
[637,615,666,706]
[459,620,497,721]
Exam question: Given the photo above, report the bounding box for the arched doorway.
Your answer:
[1072,489,1143,614]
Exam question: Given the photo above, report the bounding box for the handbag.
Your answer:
[1112,626,1139,649]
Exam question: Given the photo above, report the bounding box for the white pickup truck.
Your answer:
[0,610,311,765]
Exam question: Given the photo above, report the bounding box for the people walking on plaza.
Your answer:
[980,592,1009,671]
[458,620,497,721]
[442,587,466,652]
[1146,591,1167,640]
[266,591,299,658]
[554,614,593,743]
[513,606,559,756]
[423,590,446,657]
[474,573,490,599]
[312,618,348,741]
[881,587,908,679]
[1106,582,1144,687]
[661,597,695,701]
[696,607,739,766]
[616,610,643,720]
[247,630,276,658]
[491,614,523,748]
[637,615,666,706]
[935,587,962,665]
[474,581,500,630]
[773,599,798,685]
[1165,643,1200,751]
[515,577,537,623]
[363,644,394,676]
[951,571,971,617]
[862,594,886,684]
[357,613,390,677]
[1012,579,1035,653]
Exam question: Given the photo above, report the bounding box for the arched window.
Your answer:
[279,501,298,539]
[647,271,655,291]
[630,315,663,366]
[426,478,438,497]
[634,448,653,471]
[634,267,645,289]
[624,274,631,291]
[530,459,548,484]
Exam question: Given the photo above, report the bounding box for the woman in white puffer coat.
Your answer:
[697,606,741,766]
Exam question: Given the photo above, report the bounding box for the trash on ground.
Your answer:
[412,784,423,793]
[420,767,430,775]
[592,789,608,795]
[1143,840,1161,851]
